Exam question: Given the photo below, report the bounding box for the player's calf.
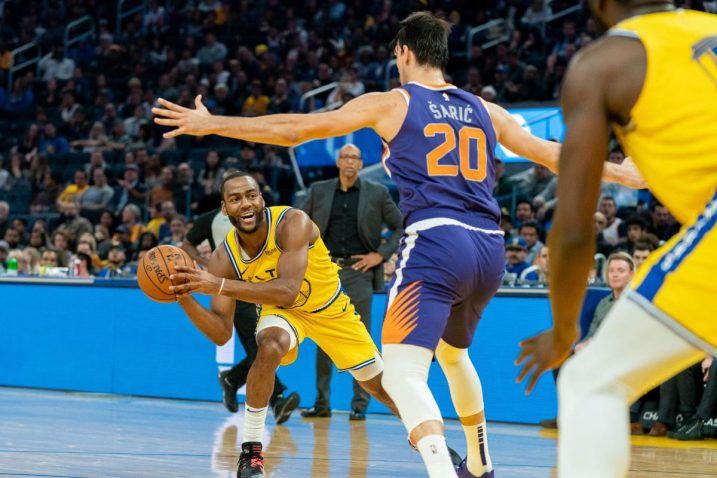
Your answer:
[238,326,294,478]
[355,371,400,417]
[436,340,494,477]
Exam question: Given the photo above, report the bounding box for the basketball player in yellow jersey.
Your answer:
[516,2,717,477]
[169,171,399,478]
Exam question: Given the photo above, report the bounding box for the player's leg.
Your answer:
[239,314,300,478]
[437,234,503,478]
[382,342,456,478]
[380,225,469,478]
[557,293,704,478]
[380,283,456,478]
[436,340,492,478]
[219,300,258,413]
[436,231,505,478]
[307,298,398,415]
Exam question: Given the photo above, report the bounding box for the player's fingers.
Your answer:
[163,127,186,139]
[170,272,198,282]
[154,117,182,127]
[151,107,184,119]
[516,358,536,383]
[525,367,546,395]
[194,94,205,110]
[158,97,188,112]
[515,346,532,366]
[173,265,197,273]
[174,290,192,299]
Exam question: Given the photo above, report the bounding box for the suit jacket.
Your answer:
[300,177,403,290]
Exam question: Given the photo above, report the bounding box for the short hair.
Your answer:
[600,195,616,205]
[625,214,648,230]
[633,240,655,253]
[516,198,534,212]
[606,251,635,272]
[390,11,452,70]
[124,204,141,219]
[519,221,541,233]
[219,169,255,196]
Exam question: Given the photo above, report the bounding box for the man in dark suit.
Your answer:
[299,143,403,420]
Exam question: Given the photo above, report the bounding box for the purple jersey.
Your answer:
[383,82,500,228]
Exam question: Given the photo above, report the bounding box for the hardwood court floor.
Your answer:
[0,387,715,477]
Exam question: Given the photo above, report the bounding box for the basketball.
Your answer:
[137,245,194,303]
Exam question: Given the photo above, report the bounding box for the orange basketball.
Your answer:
[137,245,194,303]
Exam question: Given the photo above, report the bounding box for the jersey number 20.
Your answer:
[423,124,487,182]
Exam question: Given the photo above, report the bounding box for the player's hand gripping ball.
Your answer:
[137,245,194,303]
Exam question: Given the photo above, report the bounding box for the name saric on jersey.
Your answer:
[427,99,474,123]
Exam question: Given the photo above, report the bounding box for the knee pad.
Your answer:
[382,344,442,433]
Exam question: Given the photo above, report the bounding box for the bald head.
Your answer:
[336,144,363,182]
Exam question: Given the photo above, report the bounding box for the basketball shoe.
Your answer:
[272,391,300,425]
[218,370,239,413]
[456,458,495,478]
[237,441,265,478]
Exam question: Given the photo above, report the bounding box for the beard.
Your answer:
[229,207,266,234]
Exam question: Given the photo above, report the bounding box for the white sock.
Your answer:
[243,405,267,444]
[416,435,458,478]
[462,420,491,475]
[436,340,493,475]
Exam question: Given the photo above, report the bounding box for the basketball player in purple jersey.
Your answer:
[154,12,644,477]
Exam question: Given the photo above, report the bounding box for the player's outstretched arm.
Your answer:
[485,101,646,189]
[152,92,406,147]
[516,50,610,393]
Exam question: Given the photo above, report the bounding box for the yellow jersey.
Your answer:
[611,10,717,225]
[223,206,342,313]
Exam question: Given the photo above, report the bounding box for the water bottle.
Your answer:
[68,257,81,277]
[6,257,18,276]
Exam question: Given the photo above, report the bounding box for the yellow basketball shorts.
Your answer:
[258,292,379,371]
[630,190,717,354]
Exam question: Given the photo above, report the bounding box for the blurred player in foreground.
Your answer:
[516,1,717,476]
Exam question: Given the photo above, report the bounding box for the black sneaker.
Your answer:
[273,391,300,425]
[300,406,332,418]
[218,370,239,413]
[673,417,704,440]
[237,441,265,478]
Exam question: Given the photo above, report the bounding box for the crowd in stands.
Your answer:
[0,0,702,280]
